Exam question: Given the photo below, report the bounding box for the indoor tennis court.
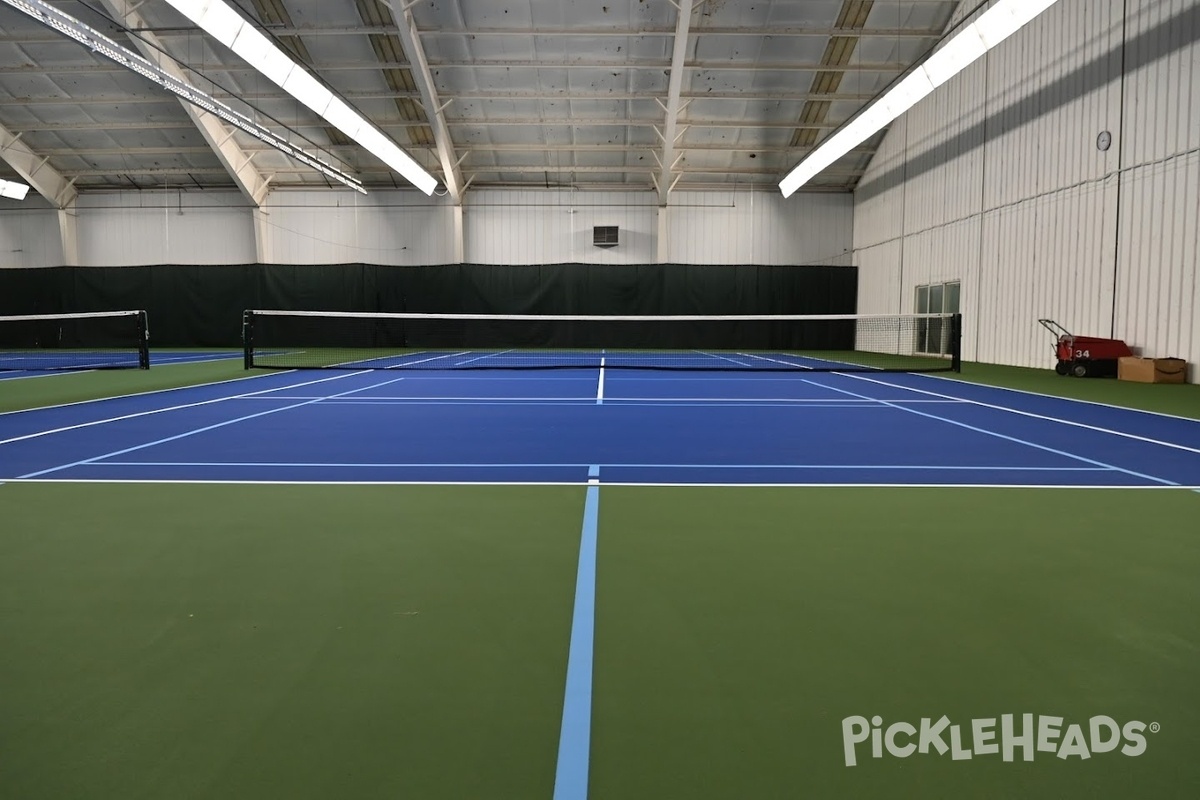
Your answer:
[2,357,1199,798]
[3,0,1200,798]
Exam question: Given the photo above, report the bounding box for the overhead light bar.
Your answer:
[779,0,1061,197]
[0,0,365,194]
[0,178,31,200]
[162,0,439,196]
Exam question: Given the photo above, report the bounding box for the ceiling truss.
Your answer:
[0,0,960,195]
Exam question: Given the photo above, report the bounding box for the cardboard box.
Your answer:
[1118,356,1188,384]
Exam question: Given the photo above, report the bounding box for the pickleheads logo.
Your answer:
[842,715,1159,767]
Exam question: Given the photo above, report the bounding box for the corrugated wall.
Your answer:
[854,0,1198,381]
[465,189,852,266]
[464,190,659,264]
[1,187,853,268]
[666,191,854,266]
[0,196,62,268]
[1113,0,1200,371]
[264,190,457,265]
[76,192,258,266]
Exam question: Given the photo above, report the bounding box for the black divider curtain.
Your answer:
[0,264,857,347]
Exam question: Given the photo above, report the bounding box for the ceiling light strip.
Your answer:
[0,177,31,200]
[162,0,437,195]
[0,0,365,194]
[779,0,1061,197]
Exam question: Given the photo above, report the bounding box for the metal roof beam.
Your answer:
[0,60,909,74]
[413,25,946,38]
[9,24,942,40]
[8,118,850,134]
[426,60,909,72]
[0,120,80,265]
[33,144,878,161]
[2,90,882,105]
[94,0,272,207]
[384,0,463,203]
[0,122,78,208]
[329,164,865,176]
[658,0,693,205]
[440,119,846,130]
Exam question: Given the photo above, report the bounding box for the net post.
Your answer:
[950,313,963,372]
[136,310,151,370]
[242,310,254,370]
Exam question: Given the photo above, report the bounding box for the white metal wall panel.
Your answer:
[464,189,852,266]
[855,0,1197,380]
[5,187,853,268]
[668,191,854,265]
[465,190,659,265]
[75,192,256,266]
[0,202,63,268]
[900,59,988,238]
[854,240,903,316]
[854,116,909,251]
[264,191,457,265]
[1112,0,1200,367]
[1115,157,1200,362]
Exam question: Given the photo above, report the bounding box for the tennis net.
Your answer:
[0,310,150,371]
[243,310,961,372]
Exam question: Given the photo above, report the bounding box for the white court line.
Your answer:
[326,351,468,369]
[738,352,823,370]
[224,395,962,403]
[596,353,605,404]
[149,353,243,365]
[3,478,1197,489]
[324,350,425,368]
[807,378,1180,487]
[384,351,468,367]
[0,370,97,381]
[455,349,516,366]
[838,373,1200,456]
[0,368,298,418]
[694,350,757,367]
[0,371,361,446]
[218,399,900,409]
[916,371,1200,423]
[17,372,403,479]
[89,461,1110,472]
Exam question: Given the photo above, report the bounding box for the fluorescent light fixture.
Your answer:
[0,178,31,200]
[323,98,367,140]
[780,0,1063,197]
[195,1,241,47]
[162,0,439,195]
[231,25,293,86]
[2,0,365,194]
[920,28,986,88]
[282,68,334,117]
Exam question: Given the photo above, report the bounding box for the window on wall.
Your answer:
[915,280,960,355]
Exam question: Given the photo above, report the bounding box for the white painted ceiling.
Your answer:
[0,0,960,200]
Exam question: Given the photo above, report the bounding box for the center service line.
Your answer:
[554,464,601,800]
[596,352,606,405]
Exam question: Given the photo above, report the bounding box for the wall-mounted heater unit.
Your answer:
[593,226,619,248]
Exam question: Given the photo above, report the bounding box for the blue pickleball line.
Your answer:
[553,465,600,800]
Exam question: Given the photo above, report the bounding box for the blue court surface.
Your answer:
[3,367,1198,488]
